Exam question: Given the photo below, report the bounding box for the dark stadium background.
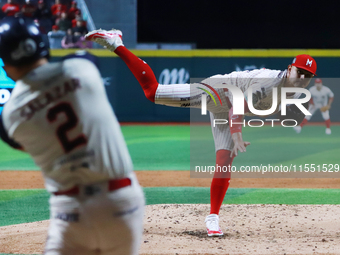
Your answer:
[0,0,339,122]
[1,0,337,48]
[138,0,339,49]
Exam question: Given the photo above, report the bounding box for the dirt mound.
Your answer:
[2,204,340,254]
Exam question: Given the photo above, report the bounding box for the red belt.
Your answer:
[53,178,131,196]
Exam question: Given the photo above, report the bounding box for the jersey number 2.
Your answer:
[47,102,87,153]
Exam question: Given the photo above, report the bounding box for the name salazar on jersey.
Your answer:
[19,78,81,120]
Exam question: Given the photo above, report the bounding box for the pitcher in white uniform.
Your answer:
[0,17,145,255]
[85,29,316,237]
[294,78,334,134]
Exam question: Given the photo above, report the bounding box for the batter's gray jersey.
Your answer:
[2,59,133,193]
[155,68,300,151]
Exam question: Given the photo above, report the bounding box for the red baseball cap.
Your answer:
[291,54,317,75]
[315,78,322,83]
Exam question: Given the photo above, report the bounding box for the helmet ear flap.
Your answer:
[11,38,38,61]
[0,17,49,66]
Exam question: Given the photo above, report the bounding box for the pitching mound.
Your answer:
[1,204,340,254]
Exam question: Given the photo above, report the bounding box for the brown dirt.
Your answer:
[1,170,340,189]
[2,204,340,255]
[1,170,340,254]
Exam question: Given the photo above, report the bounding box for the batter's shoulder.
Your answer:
[62,57,97,71]
[62,57,101,80]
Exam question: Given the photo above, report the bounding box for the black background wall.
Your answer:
[138,0,339,49]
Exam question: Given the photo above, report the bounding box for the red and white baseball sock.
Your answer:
[114,46,159,102]
[209,149,233,215]
[325,119,331,128]
[300,118,308,128]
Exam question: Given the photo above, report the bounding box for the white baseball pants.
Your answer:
[44,173,145,255]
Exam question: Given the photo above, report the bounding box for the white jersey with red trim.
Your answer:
[155,68,300,152]
[2,58,133,193]
[309,85,334,107]
[156,68,300,115]
[210,69,301,116]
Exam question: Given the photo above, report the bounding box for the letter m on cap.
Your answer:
[306,59,313,67]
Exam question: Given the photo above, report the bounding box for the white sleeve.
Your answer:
[328,87,334,98]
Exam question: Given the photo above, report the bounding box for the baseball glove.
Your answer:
[320,105,330,112]
[277,102,309,126]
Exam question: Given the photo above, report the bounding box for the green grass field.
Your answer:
[0,125,339,170]
[190,124,340,169]
[1,125,340,226]
[0,124,339,255]
[0,125,191,171]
